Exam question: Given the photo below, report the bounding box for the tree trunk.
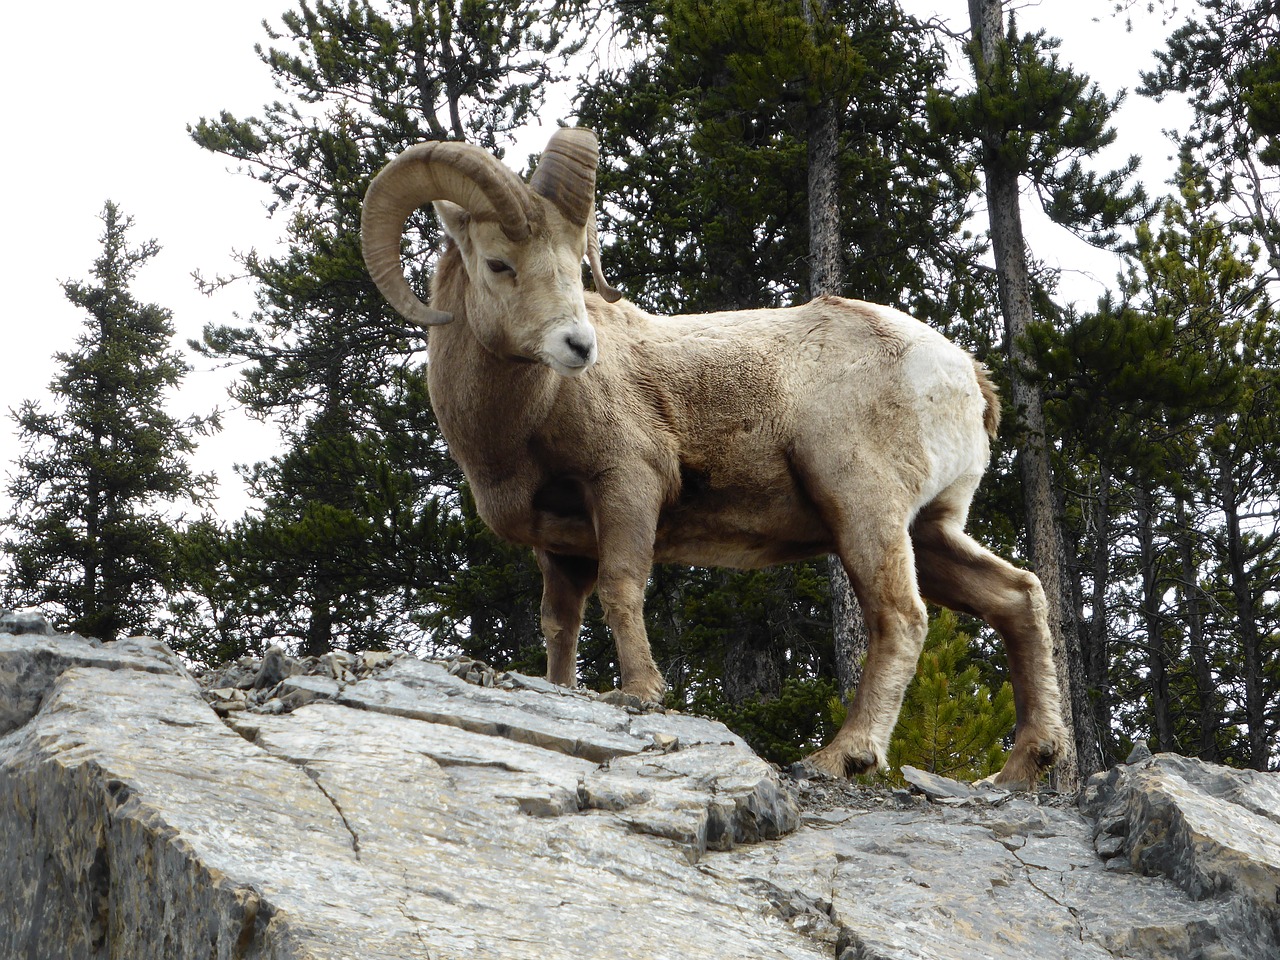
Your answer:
[1174,495,1218,762]
[722,627,786,704]
[1088,463,1114,763]
[84,440,102,637]
[305,579,336,658]
[1220,461,1268,770]
[803,0,869,702]
[1135,485,1174,751]
[967,0,1099,788]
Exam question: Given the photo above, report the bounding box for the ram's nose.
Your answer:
[563,327,597,365]
[543,320,598,376]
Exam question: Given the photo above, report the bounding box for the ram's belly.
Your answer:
[654,527,834,568]
[653,462,834,569]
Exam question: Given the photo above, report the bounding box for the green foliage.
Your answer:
[886,612,1015,781]
[4,203,217,642]
[1029,156,1280,768]
[930,16,1148,248]
[1243,46,1280,165]
[421,487,544,670]
[1142,0,1280,278]
[691,675,840,765]
[577,0,985,324]
[825,611,1014,781]
[661,563,833,703]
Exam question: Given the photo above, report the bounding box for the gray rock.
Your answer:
[0,609,57,636]
[901,764,1011,804]
[3,634,1279,960]
[714,795,1259,959]
[356,649,397,672]
[253,644,298,689]
[1127,741,1154,764]
[279,673,343,705]
[1079,753,1280,952]
[0,632,189,736]
[333,657,653,763]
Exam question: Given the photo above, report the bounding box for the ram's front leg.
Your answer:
[592,477,666,703]
[535,549,599,688]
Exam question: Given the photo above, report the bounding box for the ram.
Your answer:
[361,127,1068,788]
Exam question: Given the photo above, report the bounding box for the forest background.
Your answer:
[1,0,1277,784]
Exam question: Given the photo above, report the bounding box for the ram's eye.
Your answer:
[486,258,514,275]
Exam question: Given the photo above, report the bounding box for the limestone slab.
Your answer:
[4,628,1280,960]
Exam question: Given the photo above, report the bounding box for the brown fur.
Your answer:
[974,360,1002,438]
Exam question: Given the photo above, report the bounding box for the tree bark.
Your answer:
[1135,486,1174,751]
[1220,460,1268,770]
[1088,463,1115,762]
[803,0,869,702]
[1174,495,1218,762]
[967,0,1100,788]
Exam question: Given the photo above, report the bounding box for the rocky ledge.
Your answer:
[2,617,1278,959]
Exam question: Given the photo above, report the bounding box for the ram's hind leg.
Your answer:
[911,504,1069,790]
[535,549,598,689]
[808,518,929,779]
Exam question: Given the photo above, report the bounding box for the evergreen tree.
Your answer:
[1142,0,1280,279]
[4,202,216,642]
[584,0,982,324]
[886,611,1016,782]
[820,609,1016,780]
[697,673,842,766]
[940,0,1150,787]
[1032,163,1275,768]
[1112,166,1279,769]
[184,0,589,660]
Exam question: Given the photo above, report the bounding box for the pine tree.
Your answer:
[886,611,1016,782]
[941,0,1150,787]
[821,609,1016,780]
[4,202,217,642]
[1142,0,1280,280]
[584,0,982,323]
[1032,162,1275,768]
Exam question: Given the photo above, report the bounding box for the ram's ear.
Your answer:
[433,200,472,248]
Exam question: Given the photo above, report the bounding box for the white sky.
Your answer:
[0,0,1191,527]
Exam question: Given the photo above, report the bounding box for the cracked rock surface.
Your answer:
[2,619,1279,959]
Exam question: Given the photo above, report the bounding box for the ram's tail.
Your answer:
[974,360,1001,439]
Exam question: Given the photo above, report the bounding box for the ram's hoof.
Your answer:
[992,730,1063,791]
[807,741,884,779]
[620,677,667,704]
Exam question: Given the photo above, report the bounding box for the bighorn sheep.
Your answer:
[361,127,1069,788]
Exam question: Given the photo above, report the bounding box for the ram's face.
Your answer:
[362,129,616,365]
[435,198,598,377]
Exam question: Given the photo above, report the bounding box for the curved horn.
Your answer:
[529,128,599,227]
[588,216,623,303]
[530,128,622,302]
[362,141,533,327]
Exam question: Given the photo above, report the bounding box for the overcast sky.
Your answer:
[0,0,1190,525]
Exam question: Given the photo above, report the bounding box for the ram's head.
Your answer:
[362,128,620,377]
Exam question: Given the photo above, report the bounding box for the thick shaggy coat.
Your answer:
[362,128,1069,788]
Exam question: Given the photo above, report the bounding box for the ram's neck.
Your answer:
[425,310,558,481]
